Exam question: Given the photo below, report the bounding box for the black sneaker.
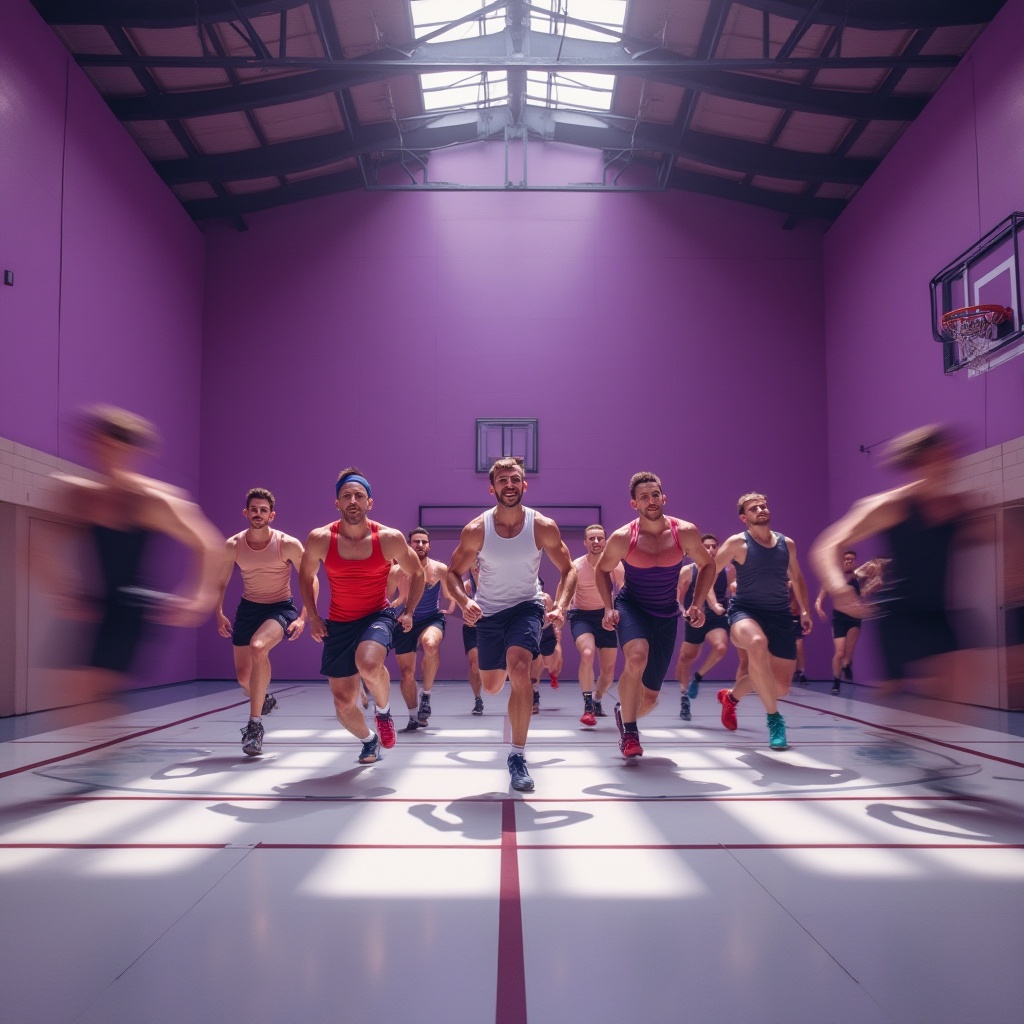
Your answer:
[417,696,431,726]
[241,719,264,756]
[679,695,692,721]
[507,753,534,792]
[472,697,484,715]
[260,693,278,716]
[358,734,382,764]
[593,700,606,717]
[842,665,853,682]
[400,718,421,733]
[831,679,841,695]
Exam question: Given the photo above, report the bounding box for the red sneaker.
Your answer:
[550,675,559,689]
[619,733,643,758]
[580,709,597,727]
[717,689,738,731]
[375,711,397,749]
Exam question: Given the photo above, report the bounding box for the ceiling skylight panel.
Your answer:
[410,0,505,43]
[530,0,627,42]
[421,70,508,111]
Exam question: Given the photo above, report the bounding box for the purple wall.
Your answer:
[0,0,206,687]
[200,178,829,682]
[822,0,1024,682]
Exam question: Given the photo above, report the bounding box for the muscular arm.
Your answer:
[786,538,813,635]
[595,529,630,627]
[282,535,317,638]
[679,522,714,627]
[446,521,485,623]
[214,538,239,637]
[714,533,745,574]
[436,562,458,614]
[387,563,409,609]
[536,516,577,627]
[380,531,424,630]
[299,529,330,641]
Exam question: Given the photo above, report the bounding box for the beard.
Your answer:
[499,490,523,508]
[341,507,366,525]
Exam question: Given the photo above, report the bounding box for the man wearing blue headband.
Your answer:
[446,457,577,792]
[300,467,424,764]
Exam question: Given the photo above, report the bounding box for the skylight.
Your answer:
[420,70,509,111]
[410,0,504,43]
[530,0,627,42]
[527,71,616,112]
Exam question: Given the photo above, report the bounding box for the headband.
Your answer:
[336,473,371,498]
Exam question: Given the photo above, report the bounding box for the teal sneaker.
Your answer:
[767,712,788,750]
[686,675,700,699]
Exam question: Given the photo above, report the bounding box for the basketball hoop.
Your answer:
[939,304,1013,372]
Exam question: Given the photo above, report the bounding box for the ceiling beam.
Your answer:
[740,0,1005,31]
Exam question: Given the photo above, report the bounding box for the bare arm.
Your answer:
[281,535,317,639]
[436,562,458,614]
[387,563,409,609]
[679,522,714,627]
[215,538,239,637]
[786,538,813,636]
[446,520,485,624]
[814,586,828,621]
[536,516,577,627]
[595,528,630,629]
[299,528,330,642]
[380,530,425,632]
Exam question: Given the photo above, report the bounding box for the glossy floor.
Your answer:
[1,679,1022,1024]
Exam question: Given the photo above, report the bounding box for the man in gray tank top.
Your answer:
[714,492,812,751]
[447,458,577,792]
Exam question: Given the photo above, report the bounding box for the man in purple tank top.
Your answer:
[595,472,715,759]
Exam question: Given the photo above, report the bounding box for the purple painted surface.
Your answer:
[200,186,828,681]
[0,0,205,689]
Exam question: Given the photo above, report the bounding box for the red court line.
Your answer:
[782,697,1024,769]
[496,800,528,1024]
[0,697,254,779]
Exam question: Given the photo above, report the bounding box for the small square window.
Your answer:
[476,418,538,473]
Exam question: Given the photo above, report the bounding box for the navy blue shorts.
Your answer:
[232,598,299,647]
[728,602,797,661]
[477,600,544,672]
[462,623,478,653]
[569,608,618,650]
[537,624,557,658]
[321,609,398,679]
[683,613,729,646]
[90,601,146,674]
[878,606,956,680]
[832,613,860,640]
[614,595,679,692]
[393,613,446,656]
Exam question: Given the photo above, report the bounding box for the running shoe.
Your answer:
[842,665,853,682]
[717,688,738,731]
[375,711,396,749]
[240,719,264,756]
[580,697,597,728]
[260,693,278,716]
[358,734,382,764]
[400,718,421,733]
[507,753,535,792]
[831,679,841,695]
[550,676,559,689]
[767,713,788,750]
[686,675,700,699]
[472,697,485,716]
[619,732,643,758]
[593,700,606,717]
[532,692,540,715]
[679,695,692,721]
[417,696,431,726]
[797,672,808,685]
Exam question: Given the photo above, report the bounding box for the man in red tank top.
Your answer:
[300,468,424,764]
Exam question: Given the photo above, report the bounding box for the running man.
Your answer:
[388,527,456,732]
[299,468,424,764]
[814,549,862,694]
[569,525,624,726]
[216,487,316,756]
[675,533,733,721]
[714,493,812,751]
[446,457,577,792]
[595,472,715,759]
[810,426,969,697]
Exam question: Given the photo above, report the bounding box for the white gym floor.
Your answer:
[1,678,1023,1024]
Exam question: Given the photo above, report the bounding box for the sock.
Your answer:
[624,720,639,733]
[693,672,703,683]
[377,702,390,716]
[359,731,374,743]
[727,692,738,704]
[767,711,783,722]
[583,690,593,701]
[833,676,841,684]
[249,715,261,724]
[510,743,526,756]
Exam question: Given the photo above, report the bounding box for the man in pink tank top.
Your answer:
[447,457,577,792]
[215,488,315,757]
[300,468,424,765]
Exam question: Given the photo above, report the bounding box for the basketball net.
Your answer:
[940,305,1013,375]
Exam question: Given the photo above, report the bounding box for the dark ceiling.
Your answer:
[32,1,1006,229]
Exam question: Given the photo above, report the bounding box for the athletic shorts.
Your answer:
[877,606,957,681]
[537,624,557,658]
[832,613,860,640]
[392,613,446,656]
[791,614,803,640]
[614,594,679,692]
[321,608,398,680]
[90,600,146,674]
[568,608,618,650]
[477,600,544,672]
[462,623,478,653]
[232,598,299,647]
[683,613,729,646]
[728,602,798,661]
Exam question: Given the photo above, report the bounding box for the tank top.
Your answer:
[620,518,684,618]
[412,580,442,621]
[572,555,624,611]
[732,530,790,611]
[324,520,391,622]
[682,564,729,611]
[475,507,543,617]
[93,525,151,605]
[234,530,293,603]
[882,501,957,612]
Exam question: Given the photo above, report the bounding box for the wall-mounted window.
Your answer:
[476,418,538,473]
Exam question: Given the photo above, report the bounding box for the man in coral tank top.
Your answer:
[216,487,316,757]
[300,468,424,765]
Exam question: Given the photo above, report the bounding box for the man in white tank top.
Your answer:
[447,458,577,792]
[215,488,315,756]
